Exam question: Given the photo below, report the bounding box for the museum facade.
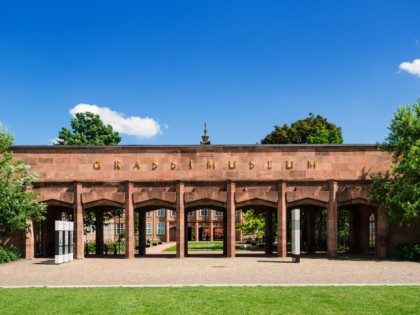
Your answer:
[2,144,419,259]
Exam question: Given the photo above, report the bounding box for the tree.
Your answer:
[55,112,121,145]
[0,125,46,237]
[261,113,343,144]
[237,209,265,238]
[55,112,122,232]
[370,99,420,224]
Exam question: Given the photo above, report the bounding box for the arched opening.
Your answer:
[83,205,126,257]
[286,201,328,256]
[34,204,73,258]
[134,204,176,258]
[338,202,376,255]
[184,204,226,257]
[236,202,277,257]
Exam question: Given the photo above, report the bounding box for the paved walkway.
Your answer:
[1,244,419,287]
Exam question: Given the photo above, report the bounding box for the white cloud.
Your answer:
[70,104,162,139]
[399,59,420,77]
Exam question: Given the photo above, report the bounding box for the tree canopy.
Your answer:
[55,112,121,145]
[370,99,420,224]
[0,126,46,237]
[236,209,265,238]
[261,113,343,144]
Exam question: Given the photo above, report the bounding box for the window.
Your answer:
[171,210,176,217]
[157,209,165,217]
[146,211,152,217]
[86,225,95,234]
[146,222,152,235]
[157,222,165,235]
[214,211,223,216]
[188,211,194,216]
[200,208,208,216]
[116,223,124,234]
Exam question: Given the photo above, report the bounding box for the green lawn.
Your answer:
[1,286,419,314]
[164,241,226,251]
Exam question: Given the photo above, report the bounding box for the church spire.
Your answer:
[200,122,211,145]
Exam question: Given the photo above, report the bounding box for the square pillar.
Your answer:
[24,219,34,259]
[138,211,146,255]
[73,182,84,259]
[176,181,185,258]
[195,222,199,242]
[265,210,273,255]
[327,181,338,257]
[306,210,316,254]
[277,181,287,257]
[226,181,236,258]
[165,210,170,242]
[125,181,134,259]
[376,207,387,258]
[95,211,104,255]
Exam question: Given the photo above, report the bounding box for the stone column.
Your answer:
[95,211,104,255]
[277,181,287,257]
[73,182,84,259]
[306,210,316,254]
[138,211,146,255]
[210,221,214,242]
[265,210,273,255]
[195,221,199,242]
[24,219,35,259]
[125,181,134,259]
[327,181,338,257]
[348,210,355,254]
[376,206,387,258]
[223,210,227,255]
[165,210,170,242]
[226,181,236,258]
[238,210,243,242]
[176,181,185,258]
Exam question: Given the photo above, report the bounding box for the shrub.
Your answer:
[0,246,21,264]
[396,243,420,261]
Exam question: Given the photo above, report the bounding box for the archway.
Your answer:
[34,203,73,258]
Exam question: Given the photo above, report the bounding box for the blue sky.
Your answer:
[1,1,419,145]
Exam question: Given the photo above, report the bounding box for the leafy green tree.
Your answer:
[55,113,122,232]
[237,209,265,238]
[0,125,46,237]
[55,112,121,145]
[261,113,343,144]
[370,99,420,224]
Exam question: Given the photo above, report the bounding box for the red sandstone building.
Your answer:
[2,144,420,259]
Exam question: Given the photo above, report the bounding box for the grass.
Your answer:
[1,286,419,314]
[164,241,226,251]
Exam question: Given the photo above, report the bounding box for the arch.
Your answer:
[42,199,73,208]
[134,199,176,212]
[338,198,373,207]
[236,198,276,212]
[287,198,328,209]
[83,199,124,209]
[184,199,226,212]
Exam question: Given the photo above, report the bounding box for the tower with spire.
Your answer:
[200,122,211,145]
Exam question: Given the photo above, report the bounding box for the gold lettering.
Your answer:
[249,161,256,169]
[93,160,101,170]
[286,160,294,170]
[207,160,216,169]
[229,160,236,169]
[307,160,317,169]
[267,160,272,170]
[133,160,141,170]
[152,160,159,170]
[171,160,177,170]
[114,160,121,170]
